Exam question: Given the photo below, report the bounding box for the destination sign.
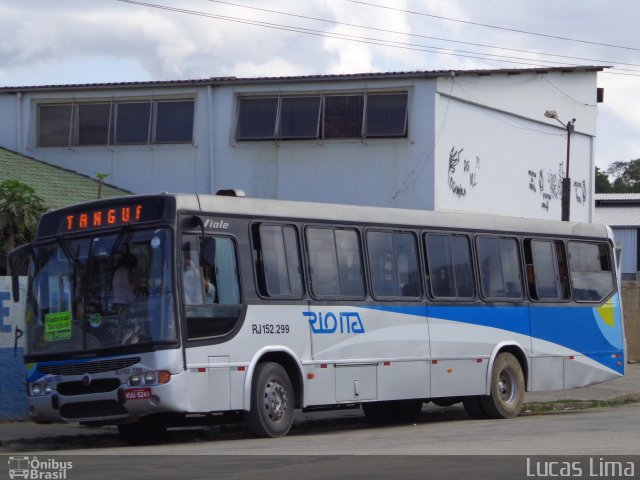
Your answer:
[53,198,167,234]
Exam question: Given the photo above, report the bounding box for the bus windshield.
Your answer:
[25,227,176,356]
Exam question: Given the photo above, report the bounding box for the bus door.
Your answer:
[181,234,242,412]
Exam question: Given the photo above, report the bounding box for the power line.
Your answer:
[347,0,640,53]
[110,0,545,67]
[112,0,640,77]
[205,0,640,70]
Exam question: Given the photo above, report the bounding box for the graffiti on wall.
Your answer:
[448,146,479,198]
[527,162,586,212]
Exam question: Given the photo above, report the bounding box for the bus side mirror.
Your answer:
[8,243,33,302]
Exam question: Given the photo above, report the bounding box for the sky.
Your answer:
[0,0,639,171]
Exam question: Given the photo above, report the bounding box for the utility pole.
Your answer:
[544,110,576,221]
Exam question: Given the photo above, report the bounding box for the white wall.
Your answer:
[210,79,437,209]
[2,70,600,221]
[19,87,212,194]
[0,94,18,151]
[434,72,598,222]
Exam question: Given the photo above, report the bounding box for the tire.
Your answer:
[462,396,488,419]
[479,352,525,419]
[245,362,295,438]
[362,399,423,424]
[117,419,167,444]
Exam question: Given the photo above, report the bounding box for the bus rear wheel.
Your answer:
[480,352,525,419]
[462,396,488,419]
[246,362,295,438]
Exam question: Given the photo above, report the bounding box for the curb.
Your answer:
[524,392,640,413]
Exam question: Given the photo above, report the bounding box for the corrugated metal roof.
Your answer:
[595,193,640,205]
[0,148,130,210]
[593,205,640,226]
[0,66,606,93]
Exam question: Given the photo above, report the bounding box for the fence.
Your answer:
[621,281,640,363]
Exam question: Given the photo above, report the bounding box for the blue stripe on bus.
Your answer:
[365,303,624,373]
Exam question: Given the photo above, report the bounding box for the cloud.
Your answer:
[0,0,638,167]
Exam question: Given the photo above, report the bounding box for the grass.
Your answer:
[523,396,640,413]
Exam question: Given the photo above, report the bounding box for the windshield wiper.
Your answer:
[55,235,79,265]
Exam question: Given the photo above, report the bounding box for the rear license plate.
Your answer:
[124,388,151,400]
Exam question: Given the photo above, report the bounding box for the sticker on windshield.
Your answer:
[44,311,72,342]
[89,312,102,328]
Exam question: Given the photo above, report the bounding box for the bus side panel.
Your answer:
[377,360,430,401]
[183,305,310,411]
[427,305,531,397]
[308,305,430,404]
[530,299,624,391]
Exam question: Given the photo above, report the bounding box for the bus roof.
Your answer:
[182,193,608,240]
[37,192,609,240]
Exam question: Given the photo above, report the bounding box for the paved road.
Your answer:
[3,404,639,480]
[4,402,640,455]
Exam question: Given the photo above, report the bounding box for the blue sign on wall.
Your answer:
[0,281,28,421]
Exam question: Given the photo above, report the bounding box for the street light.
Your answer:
[544,110,576,222]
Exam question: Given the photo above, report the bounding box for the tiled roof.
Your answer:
[0,148,130,210]
[0,66,606,92]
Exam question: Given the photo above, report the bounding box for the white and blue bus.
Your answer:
[9,192,625,440]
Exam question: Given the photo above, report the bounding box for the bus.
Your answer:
[9,192,625,440]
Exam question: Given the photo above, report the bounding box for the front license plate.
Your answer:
[124,388,151,400]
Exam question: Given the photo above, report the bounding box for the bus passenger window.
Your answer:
[568,242,613,302]
[367,230,421,299]
[425,233,474,299]
[335,230,365,297]
[306,228,341,297]
[254,224,303,298]
[524,239,569,301]
[476,236,523,301]
[306,227,364,298]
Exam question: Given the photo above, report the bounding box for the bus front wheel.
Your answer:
[480,352,525,419]
[246,362,295,438]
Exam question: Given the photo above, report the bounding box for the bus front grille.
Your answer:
[39,357,141,376]
[57,379,121,396]
[59,400,128,419]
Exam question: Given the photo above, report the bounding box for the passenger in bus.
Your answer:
[112,253,139,308]
[202,268,217,304]
[183,257,217,304]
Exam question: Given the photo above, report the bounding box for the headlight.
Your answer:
[44,384,53,394]
[129,370,172,386]
[31,383,42,396]
[144,372,157,385]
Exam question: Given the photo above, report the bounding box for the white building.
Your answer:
[0,66,604,221]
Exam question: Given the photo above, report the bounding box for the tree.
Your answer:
[595,166,612,193]
[96,172,109,199]
[0,179,46,271]
[606,159,640,193]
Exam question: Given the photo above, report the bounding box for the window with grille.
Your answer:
[37,99,194,147]
[235,92,408,141]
